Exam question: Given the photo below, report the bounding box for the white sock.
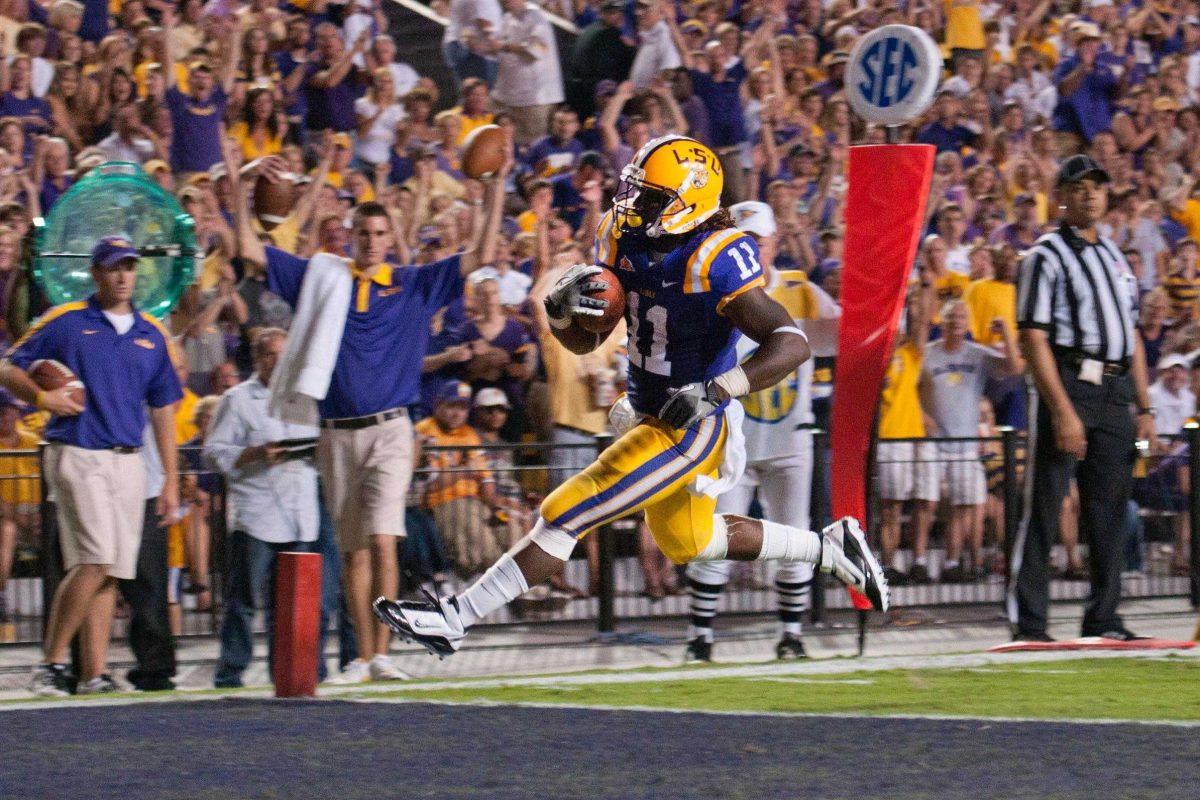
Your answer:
[756,519,822,564]
[914,555,928,566]
[688,624,714,643]
[944,559,959,569]
[891,552,906,571]
[782,621,802,636]
[456,553,529,628]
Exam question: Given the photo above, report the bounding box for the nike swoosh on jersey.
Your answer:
[82,329,98,334]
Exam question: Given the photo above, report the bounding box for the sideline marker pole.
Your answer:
[274,551,323,698]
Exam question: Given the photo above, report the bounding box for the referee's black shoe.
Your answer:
[775,633,808,660]
[1012,630,1056,643]
[684,637,712,663]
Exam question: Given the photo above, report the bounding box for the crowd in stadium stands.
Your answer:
[1,0,1200,634]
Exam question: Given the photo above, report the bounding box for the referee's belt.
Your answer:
[1053,348,1130,377]
[321,407,408,430]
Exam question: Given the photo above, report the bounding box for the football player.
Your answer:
[374,136,888,657]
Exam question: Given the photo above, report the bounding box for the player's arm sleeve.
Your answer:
[264,245,310,308]
[1016,247,1058,330]
[146,334,185,409]
[416,254,466,309]
[4,310,65,370]
[594,208,619,267]
[690,231,766,314]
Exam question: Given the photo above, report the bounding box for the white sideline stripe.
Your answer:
[748,677,877,685]
[345,696,1200,729]
[314,647,1198,696]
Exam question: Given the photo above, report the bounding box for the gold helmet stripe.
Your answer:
[630,134,691,170]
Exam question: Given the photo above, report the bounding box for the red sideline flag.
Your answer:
[831,143,934,609]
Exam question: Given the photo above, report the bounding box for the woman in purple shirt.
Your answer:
[0,56,52,137]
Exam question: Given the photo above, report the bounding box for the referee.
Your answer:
[1011,155,1155,642]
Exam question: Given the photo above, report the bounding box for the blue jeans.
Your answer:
[443,40,497,87]
[215,532,319,687]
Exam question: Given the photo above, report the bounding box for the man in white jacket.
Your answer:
[227,142,510,684]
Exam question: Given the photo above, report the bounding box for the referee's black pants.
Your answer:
[1011,367,1135,636]
[117,500,176,689]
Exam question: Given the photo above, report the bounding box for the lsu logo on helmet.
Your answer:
[612,135,724,238]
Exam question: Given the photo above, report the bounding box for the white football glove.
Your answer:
[544,264,609,328]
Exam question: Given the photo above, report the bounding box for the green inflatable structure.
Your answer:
[32,162,198,319]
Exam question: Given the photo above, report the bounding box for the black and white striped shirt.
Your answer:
[1016,224,1137,363]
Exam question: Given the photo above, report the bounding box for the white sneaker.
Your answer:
[325,658,371,685]
[373,594,466,658]
[820,517,890,612]
[76,673,121,695]
[368,654,411,681]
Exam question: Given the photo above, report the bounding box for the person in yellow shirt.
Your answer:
[227,88,286,161]
[454,77,495,143]
[877,280,937,584]
[922,234,969,326]
[964,246,1017,346]
[0,400,40,623]
[414,381,506,578]
[943,0,986,67]
[515,180,554,233]
[1168,183,1200,244]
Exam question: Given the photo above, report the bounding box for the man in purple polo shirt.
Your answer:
[227,140,511,684]
[305,23,369,134]
[162,9,238,175]
[1052,22,1129,152]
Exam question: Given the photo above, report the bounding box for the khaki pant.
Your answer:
[494,101,556,145]
[317,415,413,552]
[430,496,506,578]
[44,444,146,580]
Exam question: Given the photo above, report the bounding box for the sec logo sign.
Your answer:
[845,25,941,126]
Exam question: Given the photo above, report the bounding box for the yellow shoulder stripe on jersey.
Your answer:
[7,301,89,353]
[685,228,745,294]
[139,312,172,341]
[776,269,809,284]
[596,209,619,267]
[715,275,766,314]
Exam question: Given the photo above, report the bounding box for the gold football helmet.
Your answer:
[613,135,724,238]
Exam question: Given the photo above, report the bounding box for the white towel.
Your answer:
[689,400,746,498]
[268,252,353,426]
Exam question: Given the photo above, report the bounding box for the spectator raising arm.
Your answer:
[459,148,513,276]
[311,30,370,90]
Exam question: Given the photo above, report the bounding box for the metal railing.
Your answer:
[2,429,1197,646]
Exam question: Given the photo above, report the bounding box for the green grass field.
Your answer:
[367,656,1200,722]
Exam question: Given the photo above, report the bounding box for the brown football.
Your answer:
[460,124,506,179]
[576,266,626,333]
[29,359,86,407]
[253,172,299,230]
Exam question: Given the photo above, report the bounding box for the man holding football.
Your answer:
[374,135,889,658]
[0,236,183,696]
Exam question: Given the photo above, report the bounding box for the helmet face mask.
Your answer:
[613,176,676,237]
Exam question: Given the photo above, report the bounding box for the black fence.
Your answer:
[1,430,1197,645]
